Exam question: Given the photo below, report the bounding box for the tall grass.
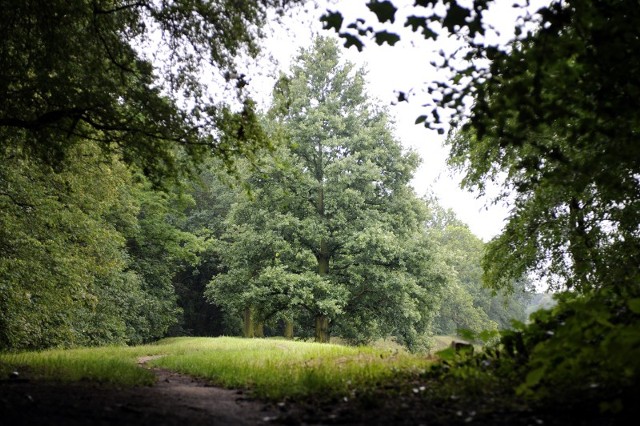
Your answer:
[0,345,160,386]
[149,337,431,399]
[0,337,432,399]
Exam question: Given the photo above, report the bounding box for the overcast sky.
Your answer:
[243,0,546,241]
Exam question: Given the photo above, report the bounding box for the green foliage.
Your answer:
[0,141,204,350]
[0,144,131,349]
[0,0,294,182]
[430,288,640,414]
[207,37,447,349]
[323,0,640,415]
[170,162,240,336]
[425,199,530,334]
[443,2,640,295]
[0,0,302,350]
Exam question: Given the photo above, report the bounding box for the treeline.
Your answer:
[0,38,529,351]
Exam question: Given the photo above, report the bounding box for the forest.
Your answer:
[1,0,639,422]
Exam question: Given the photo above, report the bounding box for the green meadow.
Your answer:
[0,337,433,400]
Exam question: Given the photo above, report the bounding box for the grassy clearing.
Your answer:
[150,337,431,399]
[0,337,432,399]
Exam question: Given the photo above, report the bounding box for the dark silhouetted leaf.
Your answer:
[320,11,344,32]
[405,15,427,32]
[414,0,439,7]
[405,16,438,39]
[339,33,365,51]
[374,31,400,46]
[366,1,397,24]
[442,3,470,32]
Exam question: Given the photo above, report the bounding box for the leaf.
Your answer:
[510,319,526,330]
[525,366,546,387]
[366,1,397,24]
[405,15,427,32]
[628,298,640,314]
[442,3,470,32]
[414,0,438,6]
[320,11,344,32]
[339,33,365,51]
[415,115,427,125]
[374,31,400,46]
[405,16,438,40]
[479,329,499,343]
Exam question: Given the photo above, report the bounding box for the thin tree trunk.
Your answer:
[254,321,264,338]
[243,306,254,338]
[315,314,330,343]
[284,319,294,339]
[569,197,595,287]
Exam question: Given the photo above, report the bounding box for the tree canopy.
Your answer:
[0,0,297,182]
[322,0,640,408]
[206,38,447,349]
[323,0,640,295]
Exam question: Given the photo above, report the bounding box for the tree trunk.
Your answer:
[315,314,330,343]
[242,306,254,338]
[569,197,595,287]
[284,319,294,339]
[254,321,264,338]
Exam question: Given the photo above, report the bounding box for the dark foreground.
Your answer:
[0,367,632,425]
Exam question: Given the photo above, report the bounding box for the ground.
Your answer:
[0,359,631,425]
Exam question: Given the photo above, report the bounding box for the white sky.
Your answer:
[243,0,546,241]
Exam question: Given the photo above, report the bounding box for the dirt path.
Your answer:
[0,357,282,426]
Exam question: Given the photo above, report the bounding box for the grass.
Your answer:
[0,345,160,386]
[149,337,431,399]
[0,337,432,399]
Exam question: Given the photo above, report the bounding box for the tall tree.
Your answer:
[0,139,205,350]
[0,0,298,181]
[324,0,640,408]
[324,0,640,294]
[207,38,447,349]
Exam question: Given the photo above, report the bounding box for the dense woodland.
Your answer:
[0,33,529,350]
[1,0,639,416]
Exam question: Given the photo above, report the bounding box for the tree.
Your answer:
[0,0,299,182]
[207,37,447,348]
[0,143,131,349]
[445,1,640,295]
[120,177,204,343]
[323,0,640,294]
[0,0,304,350]
[0,142,164,349]
[0,138,206,350]
[322,0,640,410]
[425,198,529,334]
[171,161,240,337]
